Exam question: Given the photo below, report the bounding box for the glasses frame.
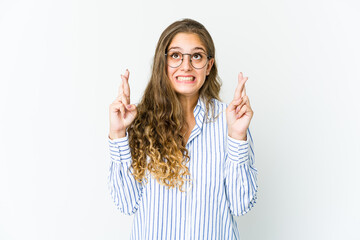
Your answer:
[165,51,212,69]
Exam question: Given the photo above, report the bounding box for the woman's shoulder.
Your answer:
[210,98,227,113]
[202,98,227,120]
[211,98,227,106]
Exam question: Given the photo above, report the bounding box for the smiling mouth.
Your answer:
[176,76,195,82]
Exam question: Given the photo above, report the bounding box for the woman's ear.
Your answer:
[206,58,214,75]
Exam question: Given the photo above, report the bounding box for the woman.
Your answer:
[108,18,257,240]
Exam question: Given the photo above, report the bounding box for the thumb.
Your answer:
[126,104,138,116]
[126,104,136,110]
[228,98,243,112]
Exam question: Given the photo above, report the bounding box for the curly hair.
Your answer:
[128,18,222,192]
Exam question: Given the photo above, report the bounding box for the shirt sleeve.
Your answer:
[108,133,144,215]
[224,128,258,216]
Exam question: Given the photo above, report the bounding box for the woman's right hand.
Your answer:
[109,69,138,139]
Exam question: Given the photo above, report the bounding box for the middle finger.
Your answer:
[123,70,130,102]
[118,75,124,98]
[120,75,130,105]
[234,72,248,100]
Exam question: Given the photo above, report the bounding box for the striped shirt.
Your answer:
[108,97,258,240]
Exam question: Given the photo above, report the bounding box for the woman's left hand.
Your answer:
[226,72,254,141]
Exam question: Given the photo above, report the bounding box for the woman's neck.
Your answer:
[178,95,198,143]
[178,94,199,119]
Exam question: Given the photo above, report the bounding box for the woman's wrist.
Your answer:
[109,130,126,140]
[228,132,247,141]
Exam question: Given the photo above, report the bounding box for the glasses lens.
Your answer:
[166,51,183,68]
[191,53,207,69]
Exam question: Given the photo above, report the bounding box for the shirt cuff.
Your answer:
[108,132,132,162]
[227,135,249,163]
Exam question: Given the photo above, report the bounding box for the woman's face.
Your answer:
[166,32,214,100]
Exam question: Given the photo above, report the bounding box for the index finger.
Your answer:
[242,83,246,98]
[117,75,123,98]
[233,72,248,100]
[117,69,130,98]
[123,69,130,101]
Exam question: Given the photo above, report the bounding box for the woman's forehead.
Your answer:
[168,32,206,51]
[167,46,206,52]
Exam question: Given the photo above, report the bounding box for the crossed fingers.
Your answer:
[228,72,252,119]
[115,69,131,118]
[118,69,130,105]
[233,72,247,100]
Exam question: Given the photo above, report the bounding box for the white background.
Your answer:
[1,0,359,239]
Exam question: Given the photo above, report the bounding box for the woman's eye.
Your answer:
[171,53,181,59]
[192,53,202,60]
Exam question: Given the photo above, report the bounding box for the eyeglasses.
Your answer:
[165,51,212,69]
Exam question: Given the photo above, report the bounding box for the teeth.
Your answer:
[177,77,194,81]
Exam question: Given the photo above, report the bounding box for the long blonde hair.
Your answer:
[128,18,222,191]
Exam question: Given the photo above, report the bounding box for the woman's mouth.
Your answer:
[176,76,195,82]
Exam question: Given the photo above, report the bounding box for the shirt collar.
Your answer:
[186,97,207,145]
[193,96,206,113]
[193,96,206,128]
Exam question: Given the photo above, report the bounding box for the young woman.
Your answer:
[108,18,257,240]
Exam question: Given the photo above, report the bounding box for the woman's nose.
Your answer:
[180,55,192,71]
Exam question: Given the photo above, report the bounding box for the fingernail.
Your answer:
[126,105,131,108]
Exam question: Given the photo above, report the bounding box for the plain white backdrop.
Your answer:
[1,0,359,239]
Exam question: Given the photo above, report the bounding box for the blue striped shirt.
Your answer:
[108,97,258,240]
